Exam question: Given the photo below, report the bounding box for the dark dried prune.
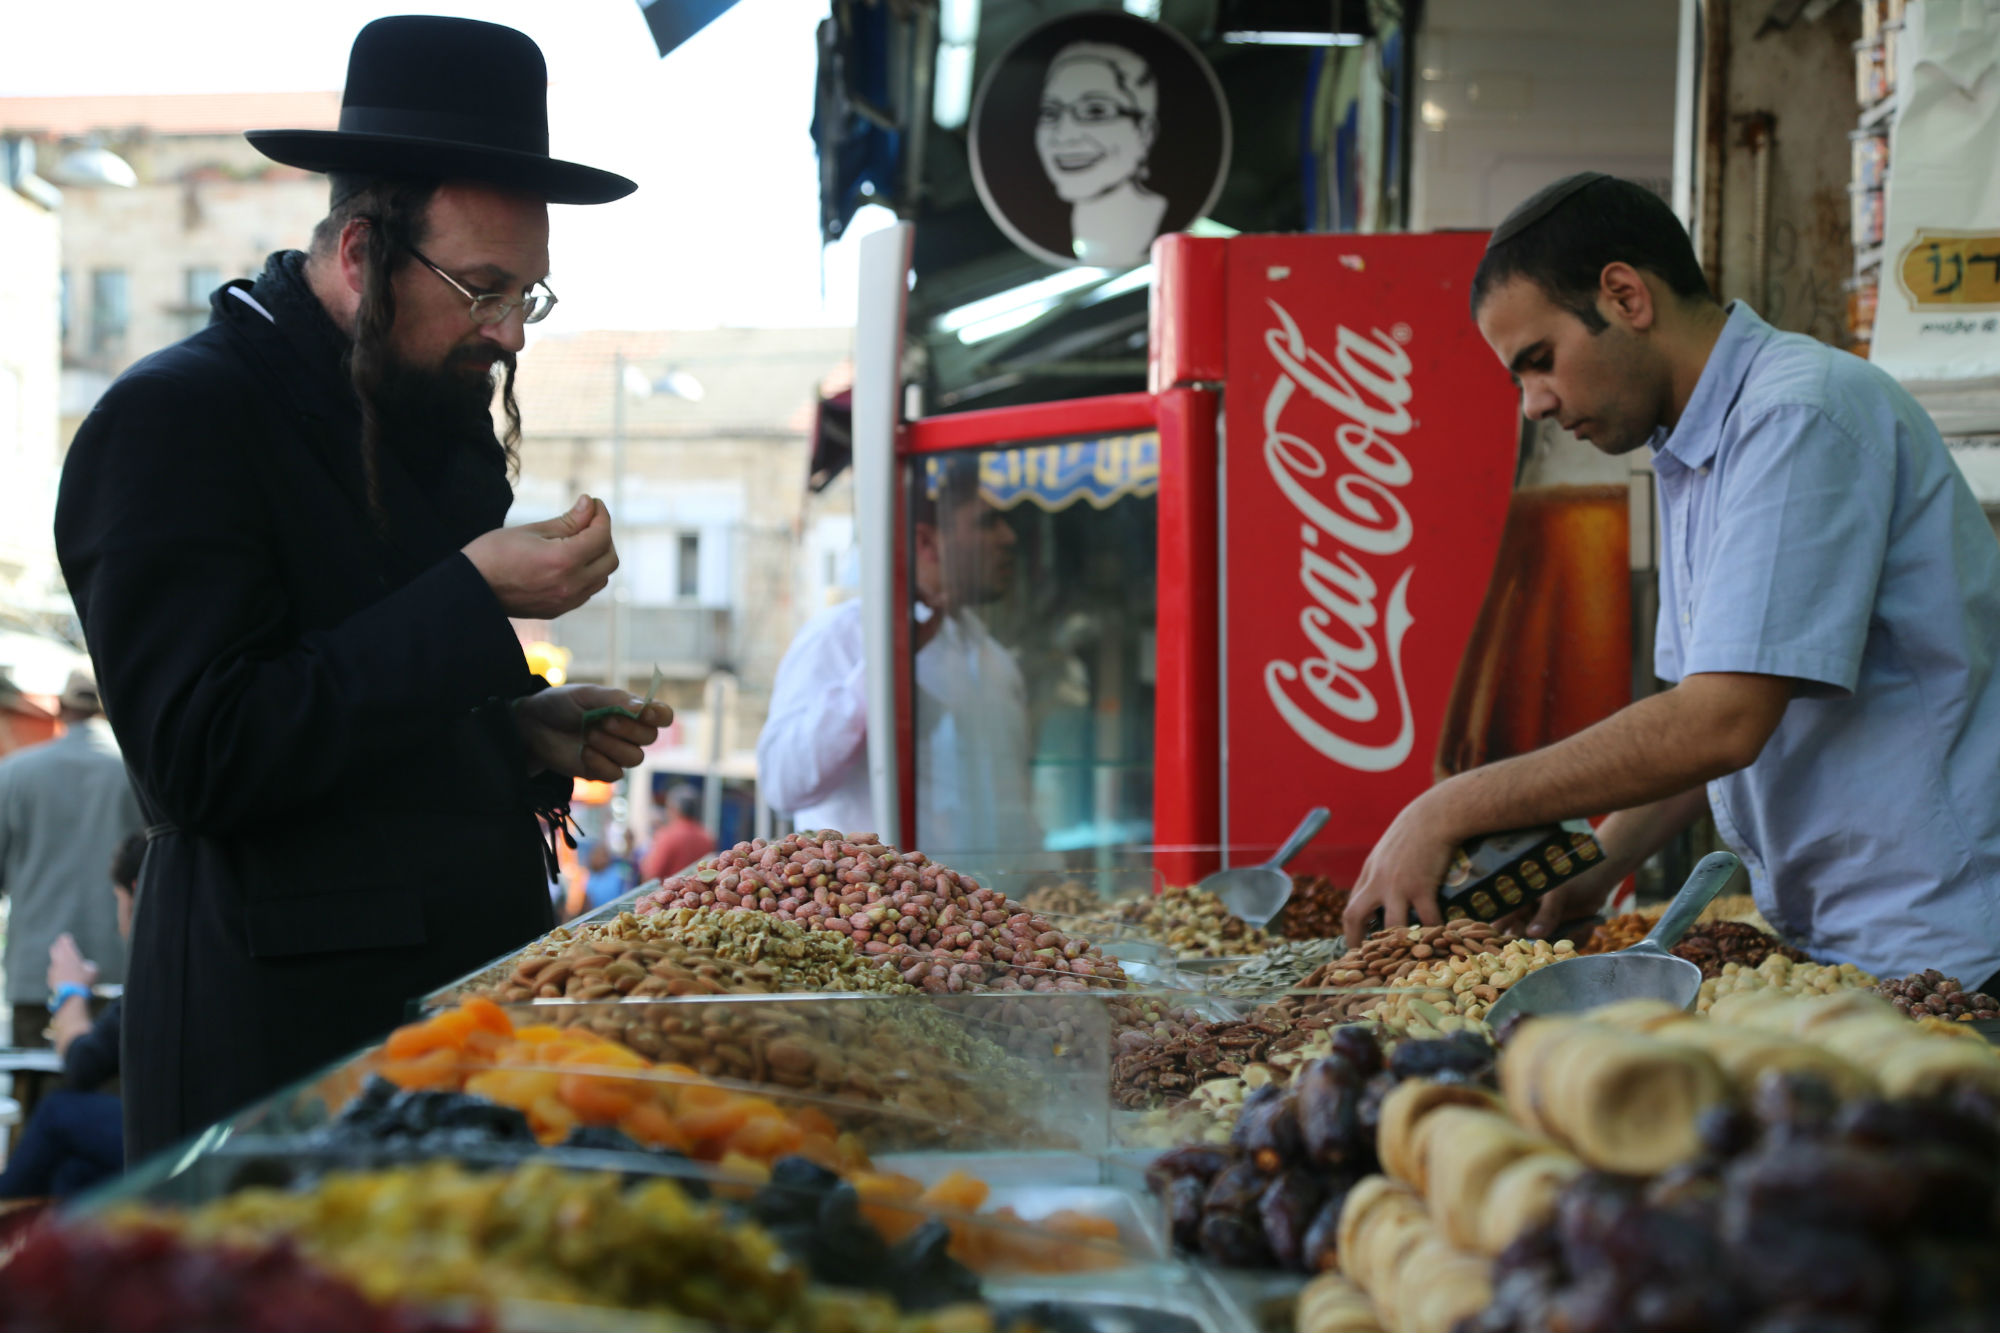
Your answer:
[1749,1072,1840,1144]
[1256,1169,1323,1271]
[1328,1024,1384,1078]
[1145,1144,1236,1195]
[1232,1096,1302,1171]
[1164,1175,1207,1252]
[1196,1209,1272,1268]
[1696,1103,1761,1160]
[1728,1222,1893,1316]
[1296,1057,1365,1169]
[1203,1160,1270,1216]
[1300,1193,1343,1273]
[1389,1031,1496,1083]
[1721,1144,1920,1237]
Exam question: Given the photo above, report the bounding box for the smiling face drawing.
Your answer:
[1035,49,1158,204]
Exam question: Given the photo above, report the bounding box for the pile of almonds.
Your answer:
[1256,921,1512,1027]
[636,832,1128,994]
[1360,937,1574,1027]
[1877,969,2000,1022]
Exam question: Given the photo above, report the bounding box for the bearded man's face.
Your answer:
[381,182,550,431]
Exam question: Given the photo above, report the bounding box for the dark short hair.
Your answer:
[1471,174,1713,330]
[913,454,986,530]
[110,831,147,892]
[667,783,701,817]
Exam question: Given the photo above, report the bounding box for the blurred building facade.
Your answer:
[507,328,856,839]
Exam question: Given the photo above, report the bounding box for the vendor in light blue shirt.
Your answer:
[1343,173,2000,996]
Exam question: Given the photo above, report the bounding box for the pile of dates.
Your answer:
[1876,969,2000,1022]
[1144,1029,1496,1273]
[1461,1072,2000,1333]
[1670,921,1810,979]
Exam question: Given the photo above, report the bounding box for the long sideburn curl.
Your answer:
[346,181,433,535]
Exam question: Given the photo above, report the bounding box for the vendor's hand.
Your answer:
[463,495,618,620]
[1342,790,1459,943]
[513,685,672,781]
[46,933,99,993]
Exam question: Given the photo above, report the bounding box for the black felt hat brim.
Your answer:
[246,128,635,205]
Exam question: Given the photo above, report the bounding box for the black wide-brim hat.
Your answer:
[247,15,635,205]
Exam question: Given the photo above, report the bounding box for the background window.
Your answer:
[182,266,221,336]
[89,268,128,358]
[677,532,701,600]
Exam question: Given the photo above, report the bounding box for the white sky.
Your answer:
[5,0,896,332]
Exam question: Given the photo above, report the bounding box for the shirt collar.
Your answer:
[1655,301,1767,470]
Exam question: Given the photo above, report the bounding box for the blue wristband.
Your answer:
[49,983,91,1010]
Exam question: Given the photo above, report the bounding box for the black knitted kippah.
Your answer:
[1486,172,1612,249]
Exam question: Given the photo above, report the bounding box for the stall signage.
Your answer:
[969,431,1161,512]
[1220,234,1518,878]
[1895,230,2000,310]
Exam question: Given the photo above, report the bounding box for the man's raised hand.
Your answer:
[462,494,619,619]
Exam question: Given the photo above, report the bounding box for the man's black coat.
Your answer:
[55,257,561,1160]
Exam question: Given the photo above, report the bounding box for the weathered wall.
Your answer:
[1709,1,1861,342]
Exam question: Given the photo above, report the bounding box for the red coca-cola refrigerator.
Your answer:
[848,227,1632,888]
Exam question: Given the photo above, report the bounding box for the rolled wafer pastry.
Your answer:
[1587,998,1696,1033]
[1497,1019,1569,1138]
[1501,1019,1729,1174]
[1662,1021,1874,1100]
[1421,1107,1557,1250]
[1295,1272,1383,1333]
[1335,1175,1413,1274]
[1475,1152,1583,1256]
[1552,1027,1728,1173]
[1346,1194,1430,1296]
[1380,1228,1459,1333]
[1376,1079,1502,1187]
[1396,1243,1495,1333]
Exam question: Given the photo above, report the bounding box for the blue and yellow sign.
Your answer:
[926,431,1160,514]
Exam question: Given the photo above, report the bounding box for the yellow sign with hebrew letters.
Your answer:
[1896,230,2000,311]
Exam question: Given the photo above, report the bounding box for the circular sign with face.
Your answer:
[970,12,1231,270]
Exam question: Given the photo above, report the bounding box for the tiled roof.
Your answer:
[0,92,340,137]
[514,327,854,439]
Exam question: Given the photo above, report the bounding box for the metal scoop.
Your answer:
[1199,807,1331,933]
[1482,850,1742,1027]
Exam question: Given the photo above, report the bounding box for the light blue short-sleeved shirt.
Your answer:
[1653,304,2000,986]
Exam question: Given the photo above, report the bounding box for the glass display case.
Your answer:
[903,434,1162,867]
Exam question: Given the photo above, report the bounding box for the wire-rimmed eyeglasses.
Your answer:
[404,242,558,326]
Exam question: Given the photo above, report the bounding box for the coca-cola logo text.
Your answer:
[1259,299,1418,773]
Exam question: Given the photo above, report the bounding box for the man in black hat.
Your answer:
[55,16,667,1157]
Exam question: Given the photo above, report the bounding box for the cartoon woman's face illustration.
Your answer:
[1035,56,1155,203]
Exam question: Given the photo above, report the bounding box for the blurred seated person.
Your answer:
[0,831,142,1200]
[757,459,1041,857]
[578,837,635,914]
[639,784,714,881]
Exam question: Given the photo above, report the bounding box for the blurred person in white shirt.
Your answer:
[757,461,1041,857]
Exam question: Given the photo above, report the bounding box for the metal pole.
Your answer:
[609,350,628,696]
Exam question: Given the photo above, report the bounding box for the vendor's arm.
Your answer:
[1512,784,1712,937]
[755,608,870,814]
[1340,672,1796,940]
[54,369,615,835]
